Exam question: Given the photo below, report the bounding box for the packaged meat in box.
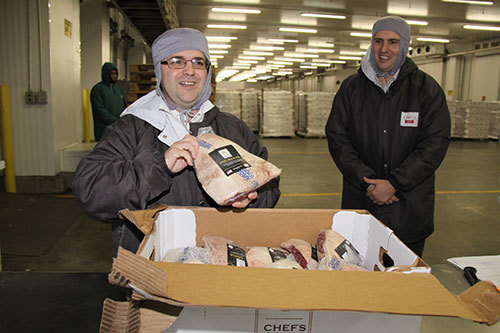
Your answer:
[102,207,500,333]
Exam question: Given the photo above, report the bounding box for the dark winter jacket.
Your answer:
[73,106,281,253]
[325,57,450,243]
[90,62,126,140]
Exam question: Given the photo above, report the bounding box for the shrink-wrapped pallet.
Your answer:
[215,90,241,119]
[463,102,490,139]
[241,90,259,132]
[260,90,295,137]
[297,92,334,137]
[487,101,500,140]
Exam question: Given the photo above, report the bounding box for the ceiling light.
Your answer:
[206,36,238,41]
[309,42,334,48]
[250,45,284,51]
[339,50,365,56]
[239,56,265,60]
[244,51,274,56]
[284,52,319,58]
[416,37,450,43]
[338,56,362,60]
[463,24,500,31]
[279,27,318,33]
[269,61,294,65]
[211,7,261,14]
[208,44,231,49]
[313,63,331,67]
[247,78,257,82]
[209,50,229,54]
[406,20,428,26]
[207,24,247,29]
[236,60,259,64]
[441,0,494,5]
[273,71,293,76]
[350,32,372,38]
[214,0,261,3]
[306,48,335,53]
[301,13,346,19]
[210,55,225,59]
[267,38,299,43]
[312,59,346,64]
[304,72,313,76]
[300,65,317,69]
[230,65,251,69]
[275,57,305,62]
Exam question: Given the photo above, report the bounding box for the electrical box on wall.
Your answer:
[25,90,35,104]
[408,44,445,58]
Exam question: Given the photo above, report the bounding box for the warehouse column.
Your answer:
[0,85,16,193]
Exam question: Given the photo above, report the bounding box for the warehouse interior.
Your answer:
[1,0,500,332]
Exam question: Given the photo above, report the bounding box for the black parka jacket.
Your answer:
[325,58,450,243]
[73,107,281,252]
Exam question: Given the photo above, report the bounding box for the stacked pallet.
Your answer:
[260,90,294,137]
[447,100,459,137]
[241,90,259,132]
[448,100,494,139]
[215,90,241,119]
[487,101,500,140]
[128,64,156,105]
[296,92,334,137]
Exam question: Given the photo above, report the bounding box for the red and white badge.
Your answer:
[400,112,419,127]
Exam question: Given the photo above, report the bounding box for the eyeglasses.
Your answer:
[160,57,210,70]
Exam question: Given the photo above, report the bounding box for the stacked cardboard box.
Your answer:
[260,90,295,137]
[241,90,259,132]
[215,90,241,119]
[128,64,156,105]
[297,92,335,137]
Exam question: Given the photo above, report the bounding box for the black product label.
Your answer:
[334,239,362,266]
[268,248,288,262]
[311,245,318,261]
[227,244,247,267]
[209,145,251,176]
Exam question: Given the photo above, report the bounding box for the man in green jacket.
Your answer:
[90,62,126,140]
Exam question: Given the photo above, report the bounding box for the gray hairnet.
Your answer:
[152,28,212,110]
[369,16,410,75]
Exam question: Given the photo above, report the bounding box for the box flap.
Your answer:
[118,205,167,234]
[458,281,500,325]
[110,248,492,323]
[100,298,140,333]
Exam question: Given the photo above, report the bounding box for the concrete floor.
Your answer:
[0,138,499,332]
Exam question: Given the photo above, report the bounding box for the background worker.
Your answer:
[325,16,451,257]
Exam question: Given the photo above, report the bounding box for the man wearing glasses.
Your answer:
[73,28,281,256]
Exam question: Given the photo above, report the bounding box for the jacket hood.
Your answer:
[360,55,417,83]
[101,62,117,84]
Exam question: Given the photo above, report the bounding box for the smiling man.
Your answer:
[325,16,451,257]
[73,28,280,255]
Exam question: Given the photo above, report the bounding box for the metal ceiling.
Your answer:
[111,0,500,80]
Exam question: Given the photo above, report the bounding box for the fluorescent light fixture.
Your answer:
[312,59,346,64]
[269,61,294,65]
[236,60,259,64]
[338,56,362,60]
[211,7,261,14]
[284,52,319,58]
[257,75,274,80]
[207,24,247,29]
[208,44,231,49]
[463,24,500,31]
[406,20,428,26]
[244,51,274,56]
[339,50,365,55]
[416,37,450,43]
[247,79,257,82]
[275,57,306,62]
[301,13,346,19]
[267,38,299,43]
[250,45,284,51]
[442,0,493,5]
[279,27,318,33]
[307,48,335,53]
[300,65,317,69]
[304,72,313,76]
[206,36,238,41]
[210,55,225,59]
[309,42,334,48]
[209,50,229,54]
[313,63,332,67]
[350,32,372,37]
[273,71,293,76]
[266,64,285,68]
[239,56,265,60]
[230,65,251,69]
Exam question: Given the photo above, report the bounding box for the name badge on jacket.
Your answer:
[400,112,419,127]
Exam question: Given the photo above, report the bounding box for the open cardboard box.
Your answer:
[101,206,500,332]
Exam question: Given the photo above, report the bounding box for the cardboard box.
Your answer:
[101,206,500,332]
